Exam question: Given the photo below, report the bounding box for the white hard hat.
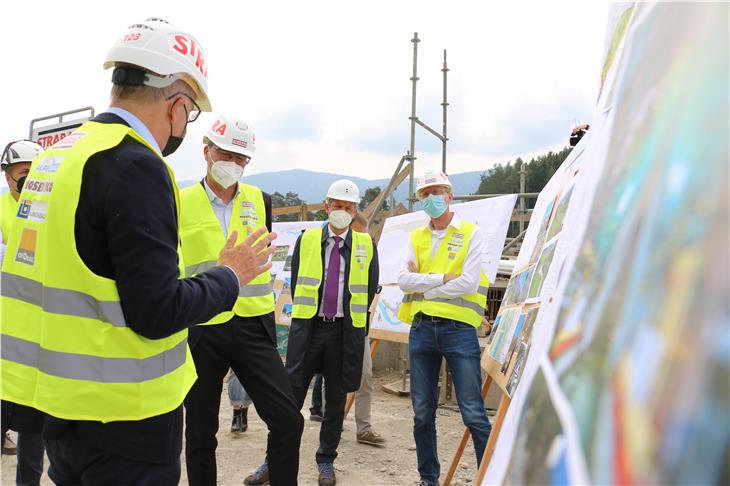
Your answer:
[416,168,452,194]
[1,140,43,171]
[103,18,212,112]
[202,115,255,158]
[326,179,360,203]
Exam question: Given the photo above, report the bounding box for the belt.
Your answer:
[415,312,450,323]
[315,316,344,328]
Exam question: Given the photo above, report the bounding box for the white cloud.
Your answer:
[1,0,608,183]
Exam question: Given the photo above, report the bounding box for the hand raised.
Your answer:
[218,227,277,287]
[407,260,419,273]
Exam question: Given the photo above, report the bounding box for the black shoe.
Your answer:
[309,412,324,422]
[240,407,248,432]
[231,408,246,433]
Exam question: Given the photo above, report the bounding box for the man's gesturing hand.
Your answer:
[218,227,277,287]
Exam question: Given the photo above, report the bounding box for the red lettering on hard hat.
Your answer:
[211,121,227,136]
[173,35,188,55]
[189,38,197,58]
[195,49,207,78]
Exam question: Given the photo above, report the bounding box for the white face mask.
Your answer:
[329,210,353,229]
[210,160,243,189]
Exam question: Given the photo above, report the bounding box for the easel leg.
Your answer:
[443,375,493,486]
[344,339,381,418]
[474,394,511,484]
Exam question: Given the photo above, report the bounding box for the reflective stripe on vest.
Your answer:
[179,183,274,323]
[1,191,18,244]
[397,220,489,328]
[290,227,373,328]
[0,121,196,422]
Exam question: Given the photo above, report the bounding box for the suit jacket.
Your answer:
[43,112,240,464]
[285,225,379,393]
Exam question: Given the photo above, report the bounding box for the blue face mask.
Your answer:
[422,194,448,218]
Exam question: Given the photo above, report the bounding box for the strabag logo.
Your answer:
[15,228,37,266]
[16,200,48,223]
[22,179,54,194]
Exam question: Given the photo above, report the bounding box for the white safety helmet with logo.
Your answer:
[103,17,212,112]
[326,179,360,203]
[1,140,44,172]
[415,168,452,196]
[202,115,255,159]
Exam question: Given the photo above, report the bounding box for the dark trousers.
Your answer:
[310,374,324,415]
[45,430,179,486]
[289,321,347,464]
[184,314,303,486]
[17,432,44,486]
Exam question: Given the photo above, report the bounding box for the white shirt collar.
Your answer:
[327,225,349,241]
[428,212,461,232]
[106,107,161,155]
[202,177,239,206]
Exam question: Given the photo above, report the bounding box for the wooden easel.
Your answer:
[443,345,516,485]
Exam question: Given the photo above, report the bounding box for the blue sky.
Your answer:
[1,1,608,181]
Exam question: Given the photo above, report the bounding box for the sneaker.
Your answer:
[317,462,336,486]
[416,480,439,486]
[356,429,386,447]
[231,408,249,433]
[309,412,324,422]
[1,433,16,455]
[244,463,269,485]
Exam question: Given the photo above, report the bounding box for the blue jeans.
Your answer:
[409,314,492,483]
[227,371,252,408]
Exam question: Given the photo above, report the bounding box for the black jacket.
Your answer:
[285,226,379,393]
[43,112,240,463]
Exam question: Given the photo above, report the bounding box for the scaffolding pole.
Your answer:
[442,49,449,173]
[408,32,420,211]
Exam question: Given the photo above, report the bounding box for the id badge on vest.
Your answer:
[239,200,259,235]
[446,231,465,260]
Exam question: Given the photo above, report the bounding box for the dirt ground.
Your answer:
[2,369,485,485]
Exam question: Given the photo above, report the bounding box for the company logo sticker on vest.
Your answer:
[16,200,47,223]
[34,156,64,173]
[52,132,86,150]
[22,179,54,194]
[15,228,38,266]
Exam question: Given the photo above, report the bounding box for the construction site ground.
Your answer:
[2,369,485,485]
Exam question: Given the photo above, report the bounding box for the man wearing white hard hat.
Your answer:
[246,180,379,486]
[0,139,47,485]
[180,115,302,486]
[0,18,276,485]
[397,169,492,486]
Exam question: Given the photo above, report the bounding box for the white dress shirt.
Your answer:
[317,225,348,318]
[397,213,483,300]
[202,178,239,237]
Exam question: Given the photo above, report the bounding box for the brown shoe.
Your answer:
[244,463,269,485]
[356,429,386,447]
[2,433,17,455]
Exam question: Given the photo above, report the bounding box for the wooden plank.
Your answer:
[369,327,410,344]
[272,202,325,216]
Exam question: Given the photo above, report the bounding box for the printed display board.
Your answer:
[483,3,729,484]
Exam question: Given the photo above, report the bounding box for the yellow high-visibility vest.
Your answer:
[398,220,489,328]
[179,182,274,323]
[291,227,373,328]
[0,121,196,422]
[1,191,18,244]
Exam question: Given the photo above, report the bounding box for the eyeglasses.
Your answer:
[418,187,449,199]
[165,92,201,123]
[211,145,251,165]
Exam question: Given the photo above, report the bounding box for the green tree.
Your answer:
[358,186,389,212]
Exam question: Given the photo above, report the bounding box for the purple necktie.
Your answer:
[322,236,342,319]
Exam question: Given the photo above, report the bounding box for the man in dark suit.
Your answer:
[0,18,275,485]
[246,179,379,486]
